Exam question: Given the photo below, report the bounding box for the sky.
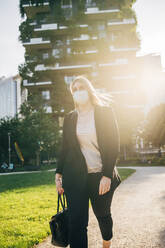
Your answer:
[133,0,165,67]
[0,0,165,77]
[0,0,25,78]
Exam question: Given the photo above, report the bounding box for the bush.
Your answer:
[158,157,165,165]
[118,156,139,164]
[150,157,159,163]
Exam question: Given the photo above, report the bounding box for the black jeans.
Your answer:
[64,172,115,248]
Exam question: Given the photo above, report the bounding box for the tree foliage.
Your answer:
[143,104,165,147]
[19,19,34,42]
[115,105,144,156]
[0,98,63,166]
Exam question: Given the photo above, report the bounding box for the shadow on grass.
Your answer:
[0,168,136,194]
[0,171,54,193]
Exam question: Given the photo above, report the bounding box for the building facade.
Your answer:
[0,75,27,119]
[19,0,141,112]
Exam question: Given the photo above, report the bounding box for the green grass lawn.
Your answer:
[0,168,135,248]
[118,168,136,180]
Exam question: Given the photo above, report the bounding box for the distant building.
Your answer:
[0,75,27,119]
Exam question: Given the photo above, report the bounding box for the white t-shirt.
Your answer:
[76,107,103,173]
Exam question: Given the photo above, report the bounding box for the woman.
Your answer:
[55,75,121,248]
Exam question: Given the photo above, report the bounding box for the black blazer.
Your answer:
[55,104,121,191]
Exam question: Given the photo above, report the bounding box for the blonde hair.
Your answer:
[69,75,114,110]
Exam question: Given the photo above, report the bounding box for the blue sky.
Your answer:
[0,0,165,77]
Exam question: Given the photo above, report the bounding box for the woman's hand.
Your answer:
[55,173,64,195]
[99,176,111,195]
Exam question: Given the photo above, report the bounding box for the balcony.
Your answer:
[107,18,136,30]
[109,46,138,52]
[84,50,97,54]
[70,49,98,62]
[34,23,89,34]
[22,0,50,18]
[73,34,90,41]
[23,38,51,50]
[72,35,98,46]
[85,7,120,19]
[23,80,52,87]
[99,58,128,67]
[21,0,49,4]
[34,23,69,35]
[108,18,136,26]
[29,21,37,26]
[40,47,98,62]
[112,74,136,80]
[34,23,58,32]
[71,49,98,56]
[35,63,92,73]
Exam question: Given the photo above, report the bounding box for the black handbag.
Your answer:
[49,192,69,247]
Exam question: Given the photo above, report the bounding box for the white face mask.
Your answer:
[73,90,89,104]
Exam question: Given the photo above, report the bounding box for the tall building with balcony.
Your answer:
[19,0,140,113]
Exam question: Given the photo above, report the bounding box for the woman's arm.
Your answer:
[55,173,64,194]
[102,106,120,179]
[55,114,69,175]
[55,114,69,194]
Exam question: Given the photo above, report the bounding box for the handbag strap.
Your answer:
[62,192,66,208]
[57,192,67,213]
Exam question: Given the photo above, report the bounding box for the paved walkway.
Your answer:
[32,166,165,248]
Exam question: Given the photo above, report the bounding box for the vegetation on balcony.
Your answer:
[20,0,137,18]
[19,19,34,42]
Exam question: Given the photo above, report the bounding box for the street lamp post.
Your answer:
[8,132,11,166]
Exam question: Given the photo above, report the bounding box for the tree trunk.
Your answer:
[36,151,40,167]
[124,145,127,160]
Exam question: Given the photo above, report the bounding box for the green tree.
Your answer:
[0,97,63,166]
[143,104,165,148]
[116,105,144,159]
[0,116,21,164]
[19,98,61,165]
